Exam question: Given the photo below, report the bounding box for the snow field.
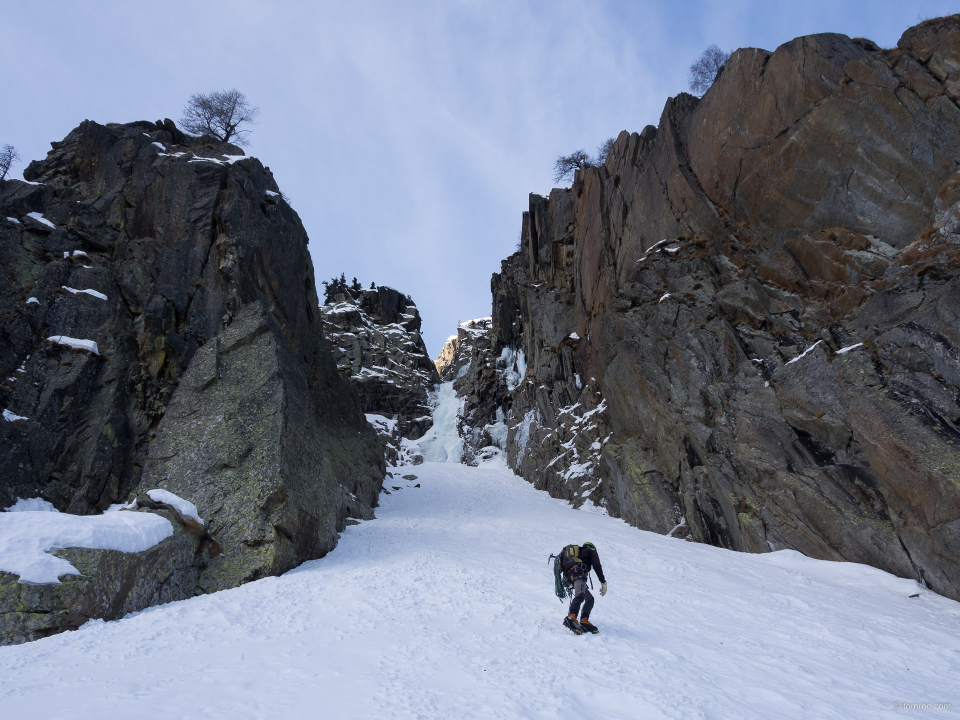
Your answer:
[4,498,58,513]
[1,460,958,719]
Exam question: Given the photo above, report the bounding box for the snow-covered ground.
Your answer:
[1,457,958,718]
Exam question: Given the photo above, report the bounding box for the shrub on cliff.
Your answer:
[322,273,348,302]
[322,273,374,302]
[553,149,594,184]
[553,138,617,185]
[0,144,20,181]
[689,45,730,95]
[180,89,259,145]
[596,137,615,165]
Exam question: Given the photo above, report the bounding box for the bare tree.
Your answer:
[0,144,20,181]
[596,137,616,165]
[180,89,259,145]
[689,45,730,95]
[553,149,593,184]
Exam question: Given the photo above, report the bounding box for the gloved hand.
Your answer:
[600,581,608,597]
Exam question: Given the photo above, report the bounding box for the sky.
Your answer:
[2,0,955,358]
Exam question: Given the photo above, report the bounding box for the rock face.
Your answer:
[322,286,440,463]
[0,118,384,637]
[436,318,493,382]
[440,318,529,466]
[455,17,960,601]
[140,302,380,592]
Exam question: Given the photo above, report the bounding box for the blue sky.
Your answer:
[2,0,955,356]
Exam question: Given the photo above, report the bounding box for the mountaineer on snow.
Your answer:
[552,542,607,634]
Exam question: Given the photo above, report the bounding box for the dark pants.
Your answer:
[568,577,594,618]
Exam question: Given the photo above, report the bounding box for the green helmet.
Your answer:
[583,542,596,549]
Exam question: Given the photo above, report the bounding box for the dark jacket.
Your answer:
[576,545,605,584]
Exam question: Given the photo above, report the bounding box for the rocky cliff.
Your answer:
[435,318,492,382]
[454,16,960,601]
[432,318,516,465]
[323,286,440,430]
[0,119,384,638]
[322,285,440,464]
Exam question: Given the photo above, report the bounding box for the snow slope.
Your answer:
[1,457,958,718]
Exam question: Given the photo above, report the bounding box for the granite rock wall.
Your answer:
[455,17,960,601]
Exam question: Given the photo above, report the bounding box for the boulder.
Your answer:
[0,506,217,646]
[141,302,381,591]
[0,119,382,517]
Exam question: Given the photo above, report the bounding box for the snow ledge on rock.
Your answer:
[48,336,99,354]
[146,489,204,525]
[0,505,173,584]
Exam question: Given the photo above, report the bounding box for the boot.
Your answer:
[563,613,583,635]
[579,616,599,634]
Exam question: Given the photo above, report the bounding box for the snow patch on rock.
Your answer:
[0,506,173,584]
[786,340,823,365]
[62,287,107,301]
[47,336,99,354]
[26,212,55,229]
[146,489,204,525]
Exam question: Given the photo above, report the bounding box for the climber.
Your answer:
[559,542,607,634]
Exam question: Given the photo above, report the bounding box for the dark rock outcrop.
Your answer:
[0,504,217,646]
[0,118,384,639]
[322,286,440,463]
[139,302,379,592]
[455,17,960,600]
[436,318,492,383]
[440,318,526,466]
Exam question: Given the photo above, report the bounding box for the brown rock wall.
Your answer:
[459,16,960,600]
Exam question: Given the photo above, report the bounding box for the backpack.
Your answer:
[560,544,584,575]
[549,545,587,601]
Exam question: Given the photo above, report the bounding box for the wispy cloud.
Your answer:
[2,0,953,354]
